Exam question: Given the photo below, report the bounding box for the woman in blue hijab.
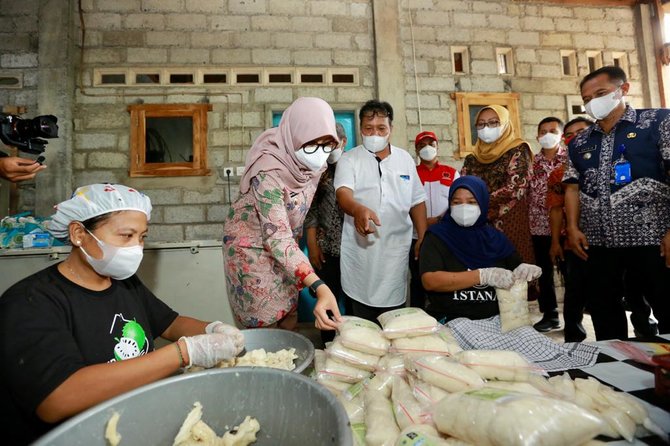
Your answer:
[419,175,541,322]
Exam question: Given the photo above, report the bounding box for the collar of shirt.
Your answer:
[591,104,637,135]
[417,160,441,173]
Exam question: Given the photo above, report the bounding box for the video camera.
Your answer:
[0,113,59,156]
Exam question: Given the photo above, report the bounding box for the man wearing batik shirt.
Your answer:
[563,66,670,341]
[410,131,459,309]
[529,117,567,333]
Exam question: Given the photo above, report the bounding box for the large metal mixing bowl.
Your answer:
[33,368,352,446]
[240,328,315,374]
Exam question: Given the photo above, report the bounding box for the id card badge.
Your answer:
[614,161,632,185]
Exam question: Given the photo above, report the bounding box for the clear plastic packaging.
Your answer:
[365,388,400,446]
[377,354,407,376]
[433,388,604,446]
[392,334,460,356]
[328,338,381,371]
[378,307,439,339]
[405,355,484,393]
[455,350,541,382]
[338,316,390,356]
[391,375,430,429]
[317,357,371,384]
[496,280,531,333]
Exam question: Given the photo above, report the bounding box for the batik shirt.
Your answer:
[529,147,567,236]
[563,105,670,247]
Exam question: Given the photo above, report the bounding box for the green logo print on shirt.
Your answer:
[109,314,148,362]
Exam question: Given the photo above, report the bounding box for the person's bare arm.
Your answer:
[409,201,427,259]
[422,270,480,292]
[336,187,380,236]
[0,156,46,182]
[549,207,565,264]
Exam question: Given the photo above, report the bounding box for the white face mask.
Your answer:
[538,132,562,149]
[418,145,437,161]
[295,146,330,171]
[362,135,388,153]
[450,204,481,227]
[327,147,342,164]
[585,89,623,120]
[80,229,144,280]
[477,126,503,144]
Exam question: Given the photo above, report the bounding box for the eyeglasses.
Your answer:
[302,143,337,154]
[475,120,501,130]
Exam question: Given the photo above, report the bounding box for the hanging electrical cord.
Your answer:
[408,1,423,131]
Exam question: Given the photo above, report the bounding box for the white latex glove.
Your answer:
[181,333,241,368]
[205,321,245,352]
[513,263,542,282]
[479,267,514,289]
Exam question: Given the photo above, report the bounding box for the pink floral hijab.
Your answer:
[239,97,338,194]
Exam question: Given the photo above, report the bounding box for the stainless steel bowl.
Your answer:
[241,328,315,374]
[33,368,352,446]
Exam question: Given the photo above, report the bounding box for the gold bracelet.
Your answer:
[175,342,187,368]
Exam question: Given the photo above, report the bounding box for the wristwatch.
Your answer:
[308,279,326,297]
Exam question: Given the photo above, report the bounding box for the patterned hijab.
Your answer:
[471,104,529,164]
[239,97,338,194]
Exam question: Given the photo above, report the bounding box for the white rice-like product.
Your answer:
[318,357,371,384]
[455,350,537,382]
[408,375,451,408]
[328,338,381,371]
[314,349,327,374]
[378,307,439,339]
[392,334,459,356]
[365,389,401,446]
[496,280,531,333]
[338,394,365,424]
[318,377,352,395]
[377,354,407,376]
[391,375,429,429]
[483,381,545,396]
[338,316,390,356]
[433,388,604,446]
[406,355,484,393]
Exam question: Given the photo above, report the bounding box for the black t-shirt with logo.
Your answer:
[419,232,522,323]
[0,263,178,445]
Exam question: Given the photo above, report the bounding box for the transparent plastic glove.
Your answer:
[205,321,245,352]
[181,333,240,368]
[513,263,542,282]
[479,267,514,289]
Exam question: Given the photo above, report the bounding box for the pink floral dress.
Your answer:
[223,171,316,327]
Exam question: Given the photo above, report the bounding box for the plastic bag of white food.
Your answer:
[377,354,407,376]
[496,280,531,332]
[338,394,365,424]
[405,355,484,393]
[318,357,371,384]
[338,316,390,356]
[328,338,380,371]
[408,375,451,408]
[433,388,604,446]
[365,388,400,446]
[392,333,460,356]
[378,307,439,339]
[391,375,430,429]
[455,350,543,382]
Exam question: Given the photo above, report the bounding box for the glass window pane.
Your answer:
[145,117,193,163]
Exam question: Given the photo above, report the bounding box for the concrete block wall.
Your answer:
[400,0,641,165]
[74,0,375,241]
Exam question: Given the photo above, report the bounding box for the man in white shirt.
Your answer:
[334,100,427,322]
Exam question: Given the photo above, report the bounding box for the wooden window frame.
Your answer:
[128,103,212,177]
[451,92,521,158]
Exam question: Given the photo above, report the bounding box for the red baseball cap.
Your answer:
[415,131,438,147]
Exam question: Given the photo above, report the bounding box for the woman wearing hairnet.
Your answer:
[0,184,244,445]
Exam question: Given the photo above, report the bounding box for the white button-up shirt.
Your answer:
[334,145,427,307]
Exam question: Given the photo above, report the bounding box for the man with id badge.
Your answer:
[562,66,670,340]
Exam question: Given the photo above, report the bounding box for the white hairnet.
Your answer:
[48,184,152,240]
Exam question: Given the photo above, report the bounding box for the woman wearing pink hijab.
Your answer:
[223,97,342,331]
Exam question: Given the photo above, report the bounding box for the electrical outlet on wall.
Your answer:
[222,166,235,177]
[236,166,246,176]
